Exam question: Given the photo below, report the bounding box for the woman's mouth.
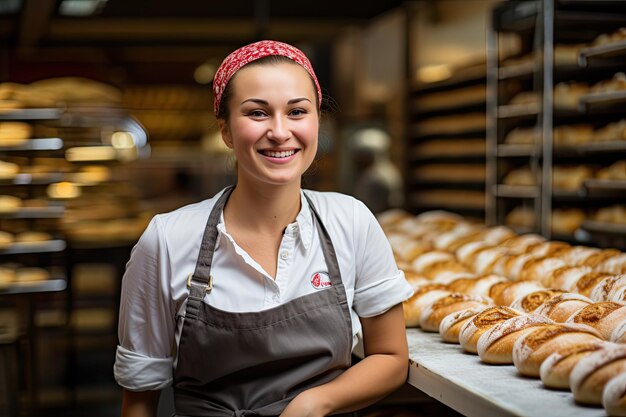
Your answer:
[260,149,298,158]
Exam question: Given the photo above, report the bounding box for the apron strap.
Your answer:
[303,192,343,288]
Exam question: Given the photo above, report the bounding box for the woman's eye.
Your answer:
[248,110,267,118]
[289,108,306,117]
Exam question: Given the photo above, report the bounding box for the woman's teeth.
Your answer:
[263,150,296,158]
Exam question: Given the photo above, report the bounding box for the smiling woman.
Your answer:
[115,40,413,417]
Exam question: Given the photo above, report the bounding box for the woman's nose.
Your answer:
[267,117,290,142]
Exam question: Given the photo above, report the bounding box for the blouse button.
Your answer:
[280,251,289,260]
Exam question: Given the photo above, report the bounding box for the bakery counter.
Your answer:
[406,329,606,417]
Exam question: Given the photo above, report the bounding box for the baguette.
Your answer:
[439,306,488,343]
[590,274,626,302]
[510,289,566,313]
[547,266,593,291]
[571,343,626,405]
[517,257,568,286]
[567,302,626,340]
[403,284,451,327]
[573,272,615,298]
[459,305,523,354]
[539,340,607,389]
[419,293,492,332]
[596,254,626,275]
[534,293,593,323]
[512,323,603,377]
[477,314,554,364]
[603,371,626,416]
[447,274,507,297]
[489,280,545,307]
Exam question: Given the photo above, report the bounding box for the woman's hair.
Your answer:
[215,55,320,121]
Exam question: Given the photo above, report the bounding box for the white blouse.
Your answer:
[114,188,413,391]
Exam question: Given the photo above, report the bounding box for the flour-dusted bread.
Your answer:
[539,340,607,389]
[489,280,545,307]
[510,289,567,314]
[603,370,626,416]
[518,257,568,286]
[596,254,626,275]
[411,251,456,275]
[470,247,510,276]
[439,306,488,343]
[567,302,626,340]
[447,274,507,298]
[500,234,546,255]
[403,284,451,328]
[534,293,594,323]
[573,272,616,298]
[590,274,626,302]
[512,323,603,377]
[477,314,553,364]
[571,343,626,405]
[547,266,593,291]
[419,293,492,332]
[459,305,524,354]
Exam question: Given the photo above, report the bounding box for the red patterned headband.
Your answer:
[213,40,322,115]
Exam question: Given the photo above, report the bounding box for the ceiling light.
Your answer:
[59,0,108,17]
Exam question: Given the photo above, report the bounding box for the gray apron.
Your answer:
[173,186,354,417]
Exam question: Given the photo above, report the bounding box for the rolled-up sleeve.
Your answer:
[114,215,176,391]
[352,200,414,318]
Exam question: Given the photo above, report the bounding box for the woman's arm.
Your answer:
[121,389,161,417]
[280,303,409,417]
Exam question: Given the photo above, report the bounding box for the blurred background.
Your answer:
[1,0,626,416]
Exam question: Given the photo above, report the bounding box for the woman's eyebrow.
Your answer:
[288,97,312,104]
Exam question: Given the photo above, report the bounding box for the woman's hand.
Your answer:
[279,389,329,417]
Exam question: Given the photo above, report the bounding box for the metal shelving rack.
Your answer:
[486,0,626,248]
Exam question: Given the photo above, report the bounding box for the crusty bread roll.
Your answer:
[455,241,493,267]
[567,302,626,340]
[447,274,507,297]
[414,210,464,227]
[556,246,601,266]
[403,284,451,327]
[591,72,626,94]
[517,257,568,286]
[15,231,53,243]
[539,340,607,389]
[584,249,623,269]
[459,305,523,354]
[590,274,626,302]
[0,195,22,213]
[489,280,545,307]
[0,122,32,146]
[610,320,626,343]
[403,270,430,290]
[390,238,432,263]
[411,251,455,275]
[0,160,19,180]
[15,267,50,282]
[596,254,626,275]
[0,231,14,249]
[422,260,472,283]
[603,371,626,417]
[501,253,539,281]
[547,266,593,291]
[500,234,546,255]
[439,306,488,343]
[477,314,554,364]
[510,289,567,313]
[480,225,516,245]
[534,293,594,323]
[377,209,412,229]
[420,293,492,332]
[571,343,626,405]
[433,225,482,252]
[529,241,571,259]
[512,323,603,377]
[574,272,616,298]
[0,266,16,286]
[471,247,509,275]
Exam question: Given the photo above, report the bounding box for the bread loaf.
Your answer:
[512,323,603,377]
[480,225,516,245]
[610,320,626,343]
[574,272,616,298]
[502,253,539,281]
[459,305,523,354]
[603,371,626,417]
[510,289,566,313]
[403,284,451,327]
[477,314,554,364]
[517,257,568,286]
[489,280,545,307]
[402,270,430,290]
[471,247,509,275]
[455,241,493,266]
[590,274,626,302]
[419,293,492,332]
[584,249,622,269]
[539,340,607,389]
[567,302,626,340]
[557,246,601,266]
[571,343,626,405]
[447,274,507,297]
[529,241,571,259]
[439,306,488,343]
[596,254,626,275]
[500,234,546,255]
[422,260,472,283]
[534,293,594,323]
[547,266,593,291]
[411,251,455,275]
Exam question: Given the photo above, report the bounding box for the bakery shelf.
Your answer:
[583,178,626,193]
[0,240,67,255]
[497,103,540,119]
[581,219,626,236]
[498,62,535,80]
[410,154,486,163]
[0,275,66,295]
[0,206,65,219]
[494,184,540,198]
[497,144,535,157]
[0,138,64,152]
[410,70,486,95]
[579,40,626,66]
[0,172,65,186]
[0,108,64,120]
[406,329,605,417]
[555,140,626,156]
[412,102,486,119]
[579,90,626,110]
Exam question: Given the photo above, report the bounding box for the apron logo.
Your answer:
[310,272,332,289]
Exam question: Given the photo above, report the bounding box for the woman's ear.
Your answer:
[218,120,233,149]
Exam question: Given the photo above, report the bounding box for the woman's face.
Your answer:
[219,61,319,188]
